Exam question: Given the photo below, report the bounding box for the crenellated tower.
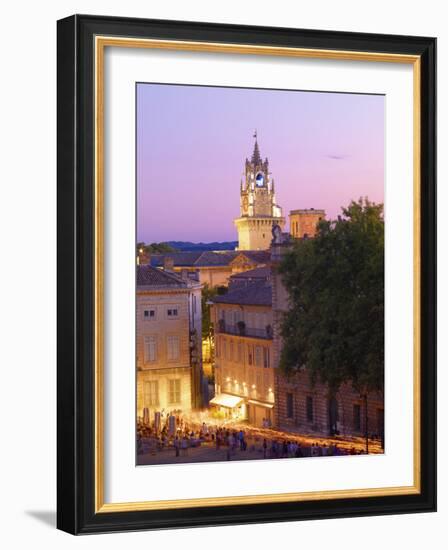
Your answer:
[234,133,285,250]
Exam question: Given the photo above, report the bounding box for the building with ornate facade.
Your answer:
[136,265,203,420]
[234,137,285,251]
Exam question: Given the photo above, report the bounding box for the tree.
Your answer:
[279,198,384,405]
[201,284,227,339]
[136,242,178,255]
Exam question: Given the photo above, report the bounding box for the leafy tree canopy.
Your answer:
[201,284,227,338]
[137,242,178,255]
[279,198,384,395]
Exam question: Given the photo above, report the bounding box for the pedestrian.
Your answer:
[174,436,180,457]
[263,438,267,459]
[238,430,244,450]
[181,436,188,456]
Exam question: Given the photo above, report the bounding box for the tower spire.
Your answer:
[251,130,261,164]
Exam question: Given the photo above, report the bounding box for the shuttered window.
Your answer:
[144,336,157,363]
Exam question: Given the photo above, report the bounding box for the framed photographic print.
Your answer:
[57,14,436,534]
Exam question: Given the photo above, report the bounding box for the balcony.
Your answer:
[216,320,273,340]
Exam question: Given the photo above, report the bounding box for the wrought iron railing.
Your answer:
[216,321,273,340]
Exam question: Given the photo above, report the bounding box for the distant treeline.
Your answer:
[166,241,237,252]
[137,241,238,254]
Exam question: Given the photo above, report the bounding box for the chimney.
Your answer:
[163,256,175,272]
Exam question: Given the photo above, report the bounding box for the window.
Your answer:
[229,341,234,362]
[143,336,157,363]
[167,307,179,318]
[353,404,361,431]
[144,381,159,406]
[306,396,314,422]
[215,337,220,358]
[255,346,263,367]
[168,379,181,404]
[263,347,270,368]
[247,344,253,366]
[143,308,156,320]
[234,310,241,324]
[166,335,180,361]
[248,370,255,386]
[263,370,270,391]
[237,343,243,363]
[286,393,294,419]
[222,339,227,360]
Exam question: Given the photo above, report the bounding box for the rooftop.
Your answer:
[137,265,198,289]
[212,281,272,307]
[150,250,271,268]
[229,266,271,281]
[290,208,325,215]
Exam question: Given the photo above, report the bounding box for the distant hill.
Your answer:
[166,241,238,252]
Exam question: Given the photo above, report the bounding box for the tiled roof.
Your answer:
[150,252,203,267]
[230,266,271,280]
[137,265,189,288]
[212,282,272,306]
[229,250,271,265]
[149,249,271,268]
[195,251,237,266]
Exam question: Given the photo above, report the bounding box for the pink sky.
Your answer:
[137,84,384,243]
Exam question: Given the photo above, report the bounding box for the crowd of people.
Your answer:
[137,412,369,461]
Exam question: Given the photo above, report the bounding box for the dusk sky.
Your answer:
[137,83,384,243]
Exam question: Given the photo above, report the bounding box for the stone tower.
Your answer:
[289,208,326,239]
[234,134,285,250]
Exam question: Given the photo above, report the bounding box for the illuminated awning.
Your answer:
[247,399,274,409]
[209,393,244,408]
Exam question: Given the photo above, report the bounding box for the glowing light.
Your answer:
[252,384,256,389]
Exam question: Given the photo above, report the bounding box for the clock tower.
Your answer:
[234,133,285,250]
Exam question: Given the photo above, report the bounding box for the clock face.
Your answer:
[255,172,264,187]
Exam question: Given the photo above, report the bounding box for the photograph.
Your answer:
[135,83,385,466]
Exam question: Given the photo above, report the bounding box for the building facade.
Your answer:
[289,208,326,239]
[234,137,285,250]
[210,274,275,426]
[275,371,384,441]
[136,265,203,420]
